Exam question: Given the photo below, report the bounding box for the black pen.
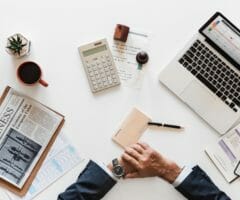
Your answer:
[148,122,184,130]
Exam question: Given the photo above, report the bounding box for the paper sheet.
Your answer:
[205,125,240,182]
[6,133,84,200]
[111,30,150,88]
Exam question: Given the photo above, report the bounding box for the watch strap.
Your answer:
[112,158,119,167]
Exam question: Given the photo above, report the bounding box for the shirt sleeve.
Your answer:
[172,166,193,187]
[95,161,119,181]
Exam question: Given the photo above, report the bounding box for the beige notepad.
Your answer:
[112,108,151,148]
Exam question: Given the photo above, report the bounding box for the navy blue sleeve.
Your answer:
[176,166,231,200]
[58,160,116,200]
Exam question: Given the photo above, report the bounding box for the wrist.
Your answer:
[158,163,182,184]
[107,158,122,172]
[107,158,125,178]
[107,163,113,172]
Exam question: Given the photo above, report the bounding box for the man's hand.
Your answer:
[122,142,182,183]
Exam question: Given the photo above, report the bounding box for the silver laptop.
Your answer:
[159,12,240,135]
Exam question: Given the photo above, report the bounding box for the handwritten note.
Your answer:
[111,30,150,88]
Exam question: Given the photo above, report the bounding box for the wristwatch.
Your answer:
[112,158,125,178]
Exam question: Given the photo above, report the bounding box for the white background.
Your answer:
[0,0,240,199]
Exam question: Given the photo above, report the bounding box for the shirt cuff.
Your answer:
[172,166,192,187]
[95,161,119,182]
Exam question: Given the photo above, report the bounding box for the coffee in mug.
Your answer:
[17,61,48,87]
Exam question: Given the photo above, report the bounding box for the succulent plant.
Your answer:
[6,34,27,56]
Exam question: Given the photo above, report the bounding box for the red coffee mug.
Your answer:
[17,61,48,87]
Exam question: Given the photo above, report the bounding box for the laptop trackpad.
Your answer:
[180,80,216,115]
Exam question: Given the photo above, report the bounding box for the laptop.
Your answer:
[159,12,240,135]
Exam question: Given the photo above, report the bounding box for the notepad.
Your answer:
[112,108,151,148]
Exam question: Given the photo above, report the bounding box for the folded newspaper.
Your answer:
[6,133,85,200]
[0,86,64,191]
[205,124,240,183]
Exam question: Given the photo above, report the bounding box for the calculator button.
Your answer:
[96,74,100,79]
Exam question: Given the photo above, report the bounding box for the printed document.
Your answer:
[205,124,240,182]
[6,133,84,200]
[0,88,63,188]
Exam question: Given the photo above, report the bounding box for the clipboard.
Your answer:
[0,86,65,196]
[112,108,151,148]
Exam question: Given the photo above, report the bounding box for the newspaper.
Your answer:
[0,88,63,189]
[6,133,85,200]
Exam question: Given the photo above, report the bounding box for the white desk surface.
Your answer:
[0,0,240,199]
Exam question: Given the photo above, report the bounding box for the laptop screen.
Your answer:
[199,12,240,70]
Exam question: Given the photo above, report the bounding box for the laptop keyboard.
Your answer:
[179,40,240,112]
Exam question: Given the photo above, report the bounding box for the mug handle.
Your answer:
[39,79,49,87]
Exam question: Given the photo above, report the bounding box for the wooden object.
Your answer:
[114,24,130,42]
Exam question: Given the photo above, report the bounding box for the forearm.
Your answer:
[58,160,116,200]
[175,166,231,200]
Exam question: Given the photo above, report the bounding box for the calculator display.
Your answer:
[83,45,107,57]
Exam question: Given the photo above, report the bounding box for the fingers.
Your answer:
[125,172,139,179]
[137,142,149,150]
[125,147,142,160]
[122,153,139,169]
[131,144,144,154]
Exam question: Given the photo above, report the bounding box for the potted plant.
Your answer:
[6,33,31,58]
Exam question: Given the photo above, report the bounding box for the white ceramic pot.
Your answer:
[6,33,31,58]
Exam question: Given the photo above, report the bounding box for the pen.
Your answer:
[148,122,184,130]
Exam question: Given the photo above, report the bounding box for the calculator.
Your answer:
[78,39,120,93]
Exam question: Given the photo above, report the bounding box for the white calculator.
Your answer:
[78,39,120,93]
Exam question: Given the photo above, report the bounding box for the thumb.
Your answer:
[125,172,139,179]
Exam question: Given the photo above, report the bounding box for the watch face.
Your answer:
[113,165,124,176]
